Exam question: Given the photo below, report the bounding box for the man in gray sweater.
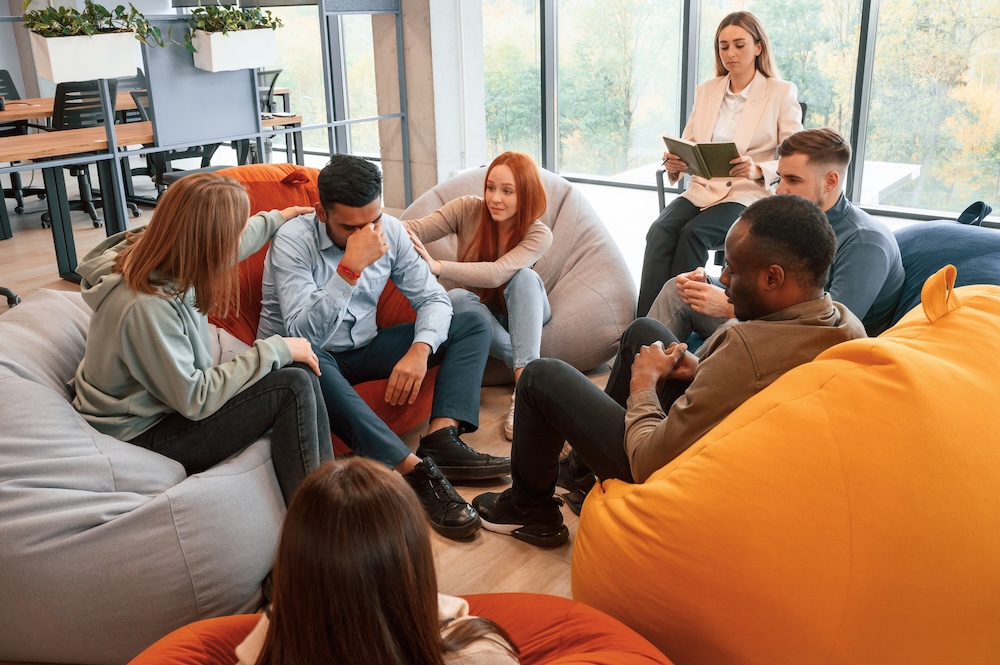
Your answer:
[472,194,867,547]
[650,128,904,338]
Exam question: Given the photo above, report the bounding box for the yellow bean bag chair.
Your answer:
[572,266,1000,665]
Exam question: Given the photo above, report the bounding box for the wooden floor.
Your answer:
[1,172,608,662]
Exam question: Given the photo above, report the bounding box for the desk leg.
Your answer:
[0,186,11,240]
[293,125,304,166]
[42,166,81,283]
[97,159,128,236]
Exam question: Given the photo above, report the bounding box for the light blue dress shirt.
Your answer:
[257,212,453,353]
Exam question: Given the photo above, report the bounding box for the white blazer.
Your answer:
[674,71,802,209]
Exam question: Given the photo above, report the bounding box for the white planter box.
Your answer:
[191,28,278,73]
[29,30,138,84]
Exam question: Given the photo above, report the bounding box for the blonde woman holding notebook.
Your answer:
[637,10,802,316]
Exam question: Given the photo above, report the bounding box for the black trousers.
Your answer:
[510,318,687,513]
[637,197,745,316]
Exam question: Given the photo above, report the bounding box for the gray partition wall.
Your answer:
[141,20,260,148]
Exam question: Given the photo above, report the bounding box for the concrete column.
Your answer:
[373,0,486,209]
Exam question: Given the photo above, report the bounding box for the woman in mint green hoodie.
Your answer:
[72,173,333,505]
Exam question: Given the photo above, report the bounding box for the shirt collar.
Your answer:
[310,212,337,252]
[725,79,751,100]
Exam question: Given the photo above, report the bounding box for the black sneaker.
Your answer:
[555,451,597,516]
[416,426,511,480]
[472,488,568,548]
[404,457,481,540]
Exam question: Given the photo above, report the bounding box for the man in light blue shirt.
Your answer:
[259,155,508,540]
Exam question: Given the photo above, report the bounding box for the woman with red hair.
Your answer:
[405,152,551,440]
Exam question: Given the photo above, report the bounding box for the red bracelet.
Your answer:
[337,262,361,281]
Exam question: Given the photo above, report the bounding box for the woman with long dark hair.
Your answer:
[239,457,519,664]
[637,10,803,316]
[72,173,332,505]
[405,152,550,440]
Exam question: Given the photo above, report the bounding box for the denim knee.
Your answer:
[505,267,545,297]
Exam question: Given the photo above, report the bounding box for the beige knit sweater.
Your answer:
[403,195,552,290]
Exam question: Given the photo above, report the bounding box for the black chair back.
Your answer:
[116,68,147,125]
[52,80,117,130]
[257,68,282,114]
[0,69,26,140]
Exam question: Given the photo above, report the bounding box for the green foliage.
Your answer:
[21,0,164,47]
[184,3,284,54]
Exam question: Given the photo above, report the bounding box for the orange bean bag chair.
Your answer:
[127,593,673,665]
[208,163,438,454]
[572,267,1000,664]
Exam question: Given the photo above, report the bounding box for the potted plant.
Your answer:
[21,0,164,83]
[184,3,283,73]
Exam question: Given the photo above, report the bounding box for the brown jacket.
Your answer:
[625,295,866,482]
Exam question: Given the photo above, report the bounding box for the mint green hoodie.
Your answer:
[72,210,294,442]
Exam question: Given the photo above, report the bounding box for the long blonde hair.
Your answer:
[114,173,250,317]
[713,11,779,79]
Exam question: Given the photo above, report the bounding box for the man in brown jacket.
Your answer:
[472,194,867,547]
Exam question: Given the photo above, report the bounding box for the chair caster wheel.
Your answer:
[38,193,46,200]
[41,221,51,229]
[131,208,142,218]
[14,206,24,214]
[92,220,103,228]
[6,295,20,307]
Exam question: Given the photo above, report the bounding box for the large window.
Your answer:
[557,0,682,183]
[482,0,542,162]
[862,0,1000,213]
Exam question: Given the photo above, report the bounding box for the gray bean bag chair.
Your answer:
[0,289,284,665]
[401,167,636,384]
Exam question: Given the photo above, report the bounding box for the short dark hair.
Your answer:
[317,154,382,209]
[777,128,852,172]
[740,194,836,290]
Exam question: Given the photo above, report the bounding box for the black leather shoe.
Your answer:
[473,488,568,548]
[416,426,511,480]
[404,457,481,540]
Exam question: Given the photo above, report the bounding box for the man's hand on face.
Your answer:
[630,341,685,394]
[342,221,388,274]
[385,343,431,406]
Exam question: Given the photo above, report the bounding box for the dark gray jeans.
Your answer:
[130,364,333,505]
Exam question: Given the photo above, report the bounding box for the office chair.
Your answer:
[38,80,140,228]
[0,286,20,307]
[653,100,809,267]
[0,69,47,217]
[129,90,227,199]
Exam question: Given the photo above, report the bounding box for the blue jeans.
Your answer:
[449,268,551,371]
[313,311,490,468]
[129,365,333,506]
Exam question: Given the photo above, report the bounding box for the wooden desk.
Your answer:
[263,114,304,165]
[0,91,137,123]
[0,122,152,280]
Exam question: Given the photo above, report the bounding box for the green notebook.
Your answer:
[662,135,740,179]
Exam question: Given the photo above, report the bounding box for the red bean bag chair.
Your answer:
[208,163,438,455]
[127,593,673,664]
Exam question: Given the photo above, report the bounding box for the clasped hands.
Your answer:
[661,151,761,180]
[675,268,734,319]
[629,340,698,394]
